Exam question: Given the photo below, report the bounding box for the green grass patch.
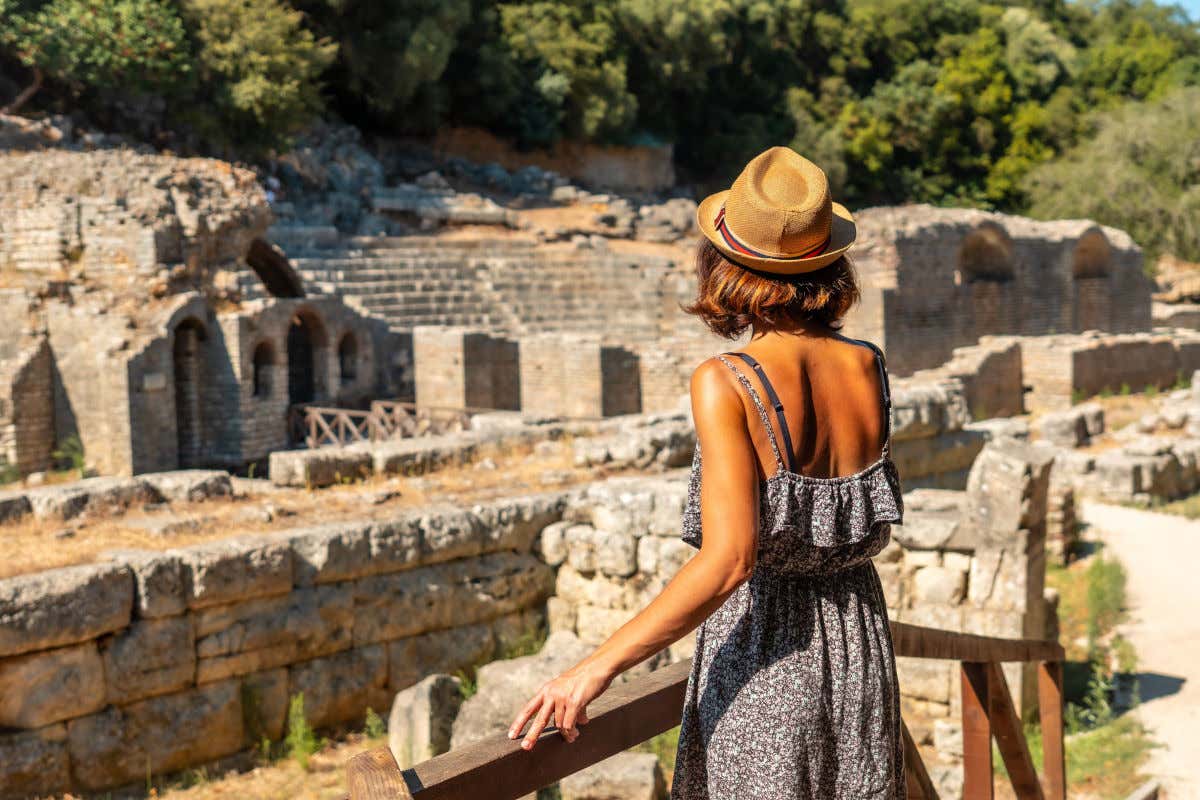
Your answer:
[1154,492,1200,519]
[284,693,324,771]
[632,725,680,778]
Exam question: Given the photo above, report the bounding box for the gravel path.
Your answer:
[1080,502,1200,800]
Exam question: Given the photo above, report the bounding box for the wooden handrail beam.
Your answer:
[891,623,1064,663]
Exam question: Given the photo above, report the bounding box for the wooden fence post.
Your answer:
[1038,661,1066,800]
[961,662,993,800]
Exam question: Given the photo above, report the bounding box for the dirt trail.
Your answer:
[1079,502,1200,800]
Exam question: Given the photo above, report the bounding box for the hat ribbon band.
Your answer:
[715,206,830,260]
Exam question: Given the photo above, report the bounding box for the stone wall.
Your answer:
[0,336,54,476]
[843,205,1152,377]
[44,292,401,476]
[0,149,269,287]
[412,326,519,412]
[0,492,566,796]
[0,432,1055,796]
[1022,329,1200,411]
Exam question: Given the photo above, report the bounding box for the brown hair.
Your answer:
[682,239,860,339]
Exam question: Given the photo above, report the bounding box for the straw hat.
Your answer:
[696,146,856,275]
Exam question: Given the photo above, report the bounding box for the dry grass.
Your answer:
[0,436,621,579]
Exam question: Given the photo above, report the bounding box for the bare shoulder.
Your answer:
[689,357,743,420]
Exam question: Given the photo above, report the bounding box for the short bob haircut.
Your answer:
[683,238,860,339]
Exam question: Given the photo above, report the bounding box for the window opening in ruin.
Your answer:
[1073,230,1112,279]
[287,311,325,405]
[252,341,275,398]
[958,224,1015,283]
[247,238,305,298]
[173,318,207,468]
[338,332,358,386]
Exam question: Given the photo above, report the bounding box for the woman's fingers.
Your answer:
[508,692,545,740]
[559,698,581,743]
[554,696,574,742]
[521,697,556,750]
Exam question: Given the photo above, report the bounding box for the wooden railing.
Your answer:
[288,401,483,448]
[344,621,1066,800]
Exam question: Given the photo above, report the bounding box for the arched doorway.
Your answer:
[173,318,208,468]
[338,332,358,386]
[287,311,326,405]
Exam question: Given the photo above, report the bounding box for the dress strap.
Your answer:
[715,354,790,473]
[845,338,892,457]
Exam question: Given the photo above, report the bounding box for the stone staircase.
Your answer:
[258,234,678,340]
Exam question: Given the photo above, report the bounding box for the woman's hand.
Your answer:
[507,660,614,750]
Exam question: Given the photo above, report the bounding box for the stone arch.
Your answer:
[172,316,209,468]
[337,331,358,386]
[247,239,305,298]
[957,223,1015,283]
[252,340,276,398]
[1072,229,1112,279]
[286,308,328,405]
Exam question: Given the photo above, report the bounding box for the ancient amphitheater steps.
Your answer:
[261,236,676,338]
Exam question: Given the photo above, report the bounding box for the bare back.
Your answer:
[718,332,889,481]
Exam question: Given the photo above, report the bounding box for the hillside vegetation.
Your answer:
[1,0,1198,256]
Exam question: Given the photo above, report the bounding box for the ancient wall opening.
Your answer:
[172,318,208,468]
[1073,230,1114,331]
[252,341,276,398]
[338,332,358,386]
[286,310,328,405]
[246,239,305,299]
[957,224,1015,284]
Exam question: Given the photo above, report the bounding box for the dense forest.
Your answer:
[1,0,1198,258]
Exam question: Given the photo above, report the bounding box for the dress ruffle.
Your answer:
[681,445,904,576]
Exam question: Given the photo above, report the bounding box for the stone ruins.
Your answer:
[2,122,1200,798]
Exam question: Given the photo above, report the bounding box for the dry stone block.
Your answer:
[289,645,389,729]
[560,752,667,800]
[655,538,694,577]
[913,566,967,606]
[179,535,293,609]
[194,584,353,682]
[576,605,635,645]
[0,489,31,523]
[565,524,600,572]
[388,674,463,769]
[876,563,903,608]
[595,531,637,577]
[0,724,70,800]
[102,616,195,705]
[895,656,952,704]
[142,470,233,502]
[25,476,160,520]
[473,492,567,553]
[269,447,374,488]
[534,520,570,566]
[364,516,423,574]
[105,549,187,618]
[0,641,106,728]
[555,563,634,610]
[387,622,494,692]
[547,597,576,633]
[67,679,245,791]
[285,522,372,586]
[353,552,553,645]
[451,630,594,748]
[0,562,132,657]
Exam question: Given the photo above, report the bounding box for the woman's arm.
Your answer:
[507,357,761,750]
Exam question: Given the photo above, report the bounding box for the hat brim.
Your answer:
[695,190,857,275]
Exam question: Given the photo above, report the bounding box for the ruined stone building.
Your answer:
[0,149,401,477]
[842,205,1153,376]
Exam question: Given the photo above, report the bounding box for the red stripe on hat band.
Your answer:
[714,206,829,260]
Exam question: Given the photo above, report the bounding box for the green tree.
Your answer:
[498,1,637,142]
[0,0,190,113]
[297,0,472,131]
[1024,87,1200,262]
[177,0,336,150]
